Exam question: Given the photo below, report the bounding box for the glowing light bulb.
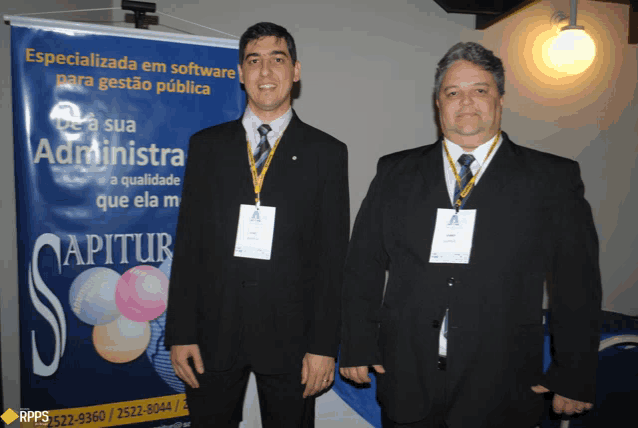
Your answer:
[545,28,596,75]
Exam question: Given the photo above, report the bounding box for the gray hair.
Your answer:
[434,42,505,99]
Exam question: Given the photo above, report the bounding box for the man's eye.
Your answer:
[447,92,457,97]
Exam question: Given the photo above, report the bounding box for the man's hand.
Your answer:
[531,385,593,415]
[171,344,204,388]
[339,365,386,384]
[301,353,335,398]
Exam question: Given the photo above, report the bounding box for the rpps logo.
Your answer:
[1,408,50,425]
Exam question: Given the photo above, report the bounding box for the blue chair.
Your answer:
[541,312,638,428]
[333,355,382,427]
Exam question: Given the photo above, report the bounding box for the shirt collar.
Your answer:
[444,132,499,166]
[242,106,293,139]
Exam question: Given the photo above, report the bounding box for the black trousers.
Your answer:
[381,390,552,428]
[381,406,546,428]
[185,357,315,428]
[380,367,448,428]
[382,411,448,428]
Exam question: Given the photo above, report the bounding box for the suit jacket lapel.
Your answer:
[417,139,448,200]
[221,119,256,202]
[461,132,525,211]
[272,111,303,162]
[225,118,249,161]
[410,134,526,261]
[255,111,306,197]
[226,114,302,199]
[405,140,453,259]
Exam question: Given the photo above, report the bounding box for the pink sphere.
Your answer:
[115,265,169,322]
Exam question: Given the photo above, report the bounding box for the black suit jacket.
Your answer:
[165,112,349,374]
[341,132,602,427]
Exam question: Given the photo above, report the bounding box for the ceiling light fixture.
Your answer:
[544,0,596,75]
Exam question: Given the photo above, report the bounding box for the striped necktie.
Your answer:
[255,124,272,175]
[453,153,475,204]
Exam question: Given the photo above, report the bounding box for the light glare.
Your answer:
[544,28,596,75]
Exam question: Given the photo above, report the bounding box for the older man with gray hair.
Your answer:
[340,42,602,428]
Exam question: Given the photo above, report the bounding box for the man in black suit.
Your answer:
[165,22,349,428]
[340,42,602,428]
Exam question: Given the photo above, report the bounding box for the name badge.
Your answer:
[233,204,276,260]
[429,208,476,264]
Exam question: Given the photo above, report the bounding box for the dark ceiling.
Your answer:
[433,0,637,44]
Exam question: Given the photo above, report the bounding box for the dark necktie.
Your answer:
[255,124,272,175]
[453,153,475,205]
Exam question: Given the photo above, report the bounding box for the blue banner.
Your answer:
[10,16,244,427]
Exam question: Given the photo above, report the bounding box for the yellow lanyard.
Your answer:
[443,131,501,210]
[246,134,282,207]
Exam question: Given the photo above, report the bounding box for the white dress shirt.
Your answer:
[438,132,502,357]
[442,132,503,207]
[242,106,293,155]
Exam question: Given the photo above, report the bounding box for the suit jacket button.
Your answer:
[447,277,455,286]
[432,320,441,328]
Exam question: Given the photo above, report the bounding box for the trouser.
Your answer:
[381,388,553,428]
[381,366,448,428]
[380,360,548,428]
[382,409,448,428]
[185,355,315,428]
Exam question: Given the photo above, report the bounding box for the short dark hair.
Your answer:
[239,22,297,64]
[434,42,505,98]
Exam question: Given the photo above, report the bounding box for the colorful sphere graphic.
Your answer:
[146,255,185,392]
[115,265,169,322]
[93,316,151,363]
[68,267,121,326]
[157,254,172,282]
[147,312,185,393]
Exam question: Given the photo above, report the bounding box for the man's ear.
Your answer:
[293,61,301,83]
[238,64,244,85]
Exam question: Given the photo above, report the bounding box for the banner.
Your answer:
[8,16,244,427]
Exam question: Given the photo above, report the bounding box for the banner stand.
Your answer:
[8,15,244,427]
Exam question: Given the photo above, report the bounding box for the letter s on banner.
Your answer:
[29,233,67,376]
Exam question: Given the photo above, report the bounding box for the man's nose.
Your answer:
[260,61,272,76]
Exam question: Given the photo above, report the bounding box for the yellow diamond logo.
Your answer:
[1,408,19,424]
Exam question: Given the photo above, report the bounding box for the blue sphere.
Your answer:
[147,312,185,393]
[146,255,185,393]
